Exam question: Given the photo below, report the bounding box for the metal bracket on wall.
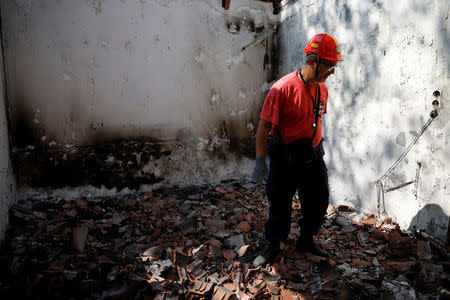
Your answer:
[241,29,275,52]
[376,91,441,217]
[377,163,422,217]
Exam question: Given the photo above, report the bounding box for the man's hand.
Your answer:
[252,157,267,184]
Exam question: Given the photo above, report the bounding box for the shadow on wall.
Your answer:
[278,0,446,213]
[408,203,450,246]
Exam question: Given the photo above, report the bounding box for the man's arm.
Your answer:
[255,119,272,157]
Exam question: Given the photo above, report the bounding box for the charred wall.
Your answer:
[1,0,278,189]
[0,17,16,242]
[12,135,258,190]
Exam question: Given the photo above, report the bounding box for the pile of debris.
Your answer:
[1,182,449,299]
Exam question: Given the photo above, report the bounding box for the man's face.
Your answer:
[316,60,337,82]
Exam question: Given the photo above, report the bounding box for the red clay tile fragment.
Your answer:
[223,249,236,261]
[327,204,337,216]
[142,191,153,199]
[142,246,163,261]
[237,289,252,299]
[370,228,388,241]
[205,219,227,231]
[336,205,355,213]
[417,240,432,260]
[305,253,326,263]
[248,279,266,295]
[296,261,311,272]
[72,225,88,252]
[210,245,222,259]
[190,280,216,295]
[212,286,238,300]
[258,269,281,285]
[389,261,415,272]
[359,214,377,226]
[74,199,89,210]
[238,245,251,257]
[381,217,394,226]
[358,272,379,283]
[267,283,280,295]
[209,239,222,247]
[223,282,238,292]
[238,221,251,233]
[281,289,307,300]
[351,258,370,268]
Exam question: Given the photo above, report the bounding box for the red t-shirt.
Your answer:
[260,70,328,147]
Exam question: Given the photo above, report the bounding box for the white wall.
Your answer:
[278,0,449,242]
[2,0,276,146]
[0,34,16,242]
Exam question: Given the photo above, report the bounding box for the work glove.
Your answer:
[252,157,267,184]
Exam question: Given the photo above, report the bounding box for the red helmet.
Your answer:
[304,33,343,62]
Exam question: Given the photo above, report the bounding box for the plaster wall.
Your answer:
[277,0,449,242]
[0,34,16,242]
[1,0,276,186]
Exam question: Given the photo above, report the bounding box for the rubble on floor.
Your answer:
[0,181,449,299]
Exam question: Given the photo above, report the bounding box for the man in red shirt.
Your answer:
[252,33,343,267]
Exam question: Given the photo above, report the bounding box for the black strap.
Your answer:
[298,70,321,144]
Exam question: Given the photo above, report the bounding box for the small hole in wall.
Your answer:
[247,20,255,32]
[255,26,265,33]
[433,90,440,98]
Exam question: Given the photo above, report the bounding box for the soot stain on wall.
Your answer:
[11,113,259,189]
[12,138,168,189]
[8,11,278,189]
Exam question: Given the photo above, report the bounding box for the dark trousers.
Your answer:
[265,137,329,242]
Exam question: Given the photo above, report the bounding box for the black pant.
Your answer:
[265,137,329,242]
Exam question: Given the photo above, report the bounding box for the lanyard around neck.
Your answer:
[297,69,321,142]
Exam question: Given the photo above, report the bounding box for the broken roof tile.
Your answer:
[3,183,447,300]
[417,240,433,260]
[238,221,251,233]
[336,205,355,213]
[190,280,216,296]
[72,224,89,252]
[212,286,238,300]
[359,214,377,226]
[222,250,236,261]
[280,288,307,300]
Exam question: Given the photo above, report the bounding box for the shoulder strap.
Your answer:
[298,70,321,145]
[311,84,321,144]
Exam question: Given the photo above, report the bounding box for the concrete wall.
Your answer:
[277,0,449,242]
[0,26,16,242]
[1,0,277,187]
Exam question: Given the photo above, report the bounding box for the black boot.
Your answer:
[253,241,280,267]
[296,237,330,258]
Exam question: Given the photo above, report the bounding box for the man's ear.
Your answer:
[306,56,318,67]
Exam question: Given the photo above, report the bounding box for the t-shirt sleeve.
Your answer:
[259,85,284,125]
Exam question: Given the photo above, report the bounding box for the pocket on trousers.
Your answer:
[286,138,315,166]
